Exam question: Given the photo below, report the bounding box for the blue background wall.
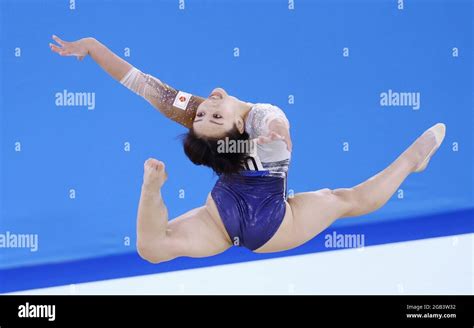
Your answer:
[0,0,472,292]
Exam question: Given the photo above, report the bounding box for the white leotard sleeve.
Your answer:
[244,103,291,176]
[245,103,290,139]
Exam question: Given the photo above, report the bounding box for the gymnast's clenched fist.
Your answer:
[142,158,168,191]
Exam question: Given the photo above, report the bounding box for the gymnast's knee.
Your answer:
[136,239,174,264]
[329,187,360,217]
[331,187,380,217]
[330,188,354,201]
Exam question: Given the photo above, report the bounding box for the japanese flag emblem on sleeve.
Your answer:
[173,91,193,110]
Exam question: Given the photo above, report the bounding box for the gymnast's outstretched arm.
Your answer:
[49,35,204,128]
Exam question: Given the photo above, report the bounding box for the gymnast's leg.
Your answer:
[136,158,231,263]
[255,124,445,253]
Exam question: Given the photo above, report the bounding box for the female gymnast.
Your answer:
[50,35,446,263]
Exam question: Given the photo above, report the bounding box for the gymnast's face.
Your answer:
[193,87,245,138]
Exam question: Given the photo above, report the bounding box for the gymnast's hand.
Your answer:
[257,119,293,152]
[142,158,168,191]
[49,34,89,61]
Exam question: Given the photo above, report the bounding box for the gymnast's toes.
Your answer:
[409,123,446,173]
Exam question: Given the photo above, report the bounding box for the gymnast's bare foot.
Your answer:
[142,158,168,192]
[403,123,446,173]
